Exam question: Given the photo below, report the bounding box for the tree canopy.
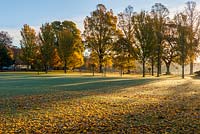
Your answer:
[83,4,118,73]
[1,2,200,78]
[0,31,13,69]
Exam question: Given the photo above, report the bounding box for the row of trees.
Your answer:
[83,2,200,78]
[0,21,84,73]
[0,1,199,78]
[20,21,84,73]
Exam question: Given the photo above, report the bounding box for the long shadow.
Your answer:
[0,74,158,114]
[54,78,157,92]
[191,75,200,80]
[98,80,200,133]
[1,75,199,133]
[0,74,158,98]
[52,79,198,133]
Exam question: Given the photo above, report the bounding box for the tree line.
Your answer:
[20,21,84,74]
[0,21,84,74]
[0,1,200,78]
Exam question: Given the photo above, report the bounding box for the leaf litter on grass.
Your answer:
[0,76,199,133]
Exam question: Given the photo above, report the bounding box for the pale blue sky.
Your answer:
[0,0,199,46]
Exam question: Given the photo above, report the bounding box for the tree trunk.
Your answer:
[45,65,48,74]
[99,56,103,73]
[157,59,160,77]
[181,54,185,79]
[127,55,130,74]
[64,60,67,74]
[13,63,16,71]
[190,61,193,75]
[99,64,103,73]
[104,66,107,77]
[157,47,161,77]
[151,58,154,76]
[37,70,40,75]
[166,63,171,75]
[181,39,185,79]
[92,65,95,76]
[120,65,123,77]
[104,61,108,77]
[182,62,184,79]
[142,59,145,77]
[159,63,162,74]
[27,64,30,71]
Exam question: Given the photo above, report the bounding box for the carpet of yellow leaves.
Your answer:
[0,77,199,133]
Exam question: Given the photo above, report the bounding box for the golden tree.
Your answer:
[83,4,117,73]
[20,24,38,70]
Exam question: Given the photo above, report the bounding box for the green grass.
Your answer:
[0,72,199,133]
[0,73,155,98]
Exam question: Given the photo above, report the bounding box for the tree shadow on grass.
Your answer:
[2,77,198,133]
[54,78,158,93]
[94,80,200,133]
[0,76,158,114]
[1,76,199,133]
[191,75,200,80]
[48,79,198,134]
[0,75,158,98]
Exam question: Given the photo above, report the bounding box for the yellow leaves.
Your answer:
[68,51,84,69]
[51,48,62,67]
[0,77,199,133]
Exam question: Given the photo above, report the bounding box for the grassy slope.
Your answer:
[0,73,199,133]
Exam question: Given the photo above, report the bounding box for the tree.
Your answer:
[52,21,83,73]
[117,6,136,73]
[10,46,22,71]
[0,31,13,70]
[0,31,12,47]
[20,24,38,70]
[175,13,191,79]
[39,23,56,73]
[162,21,179,74]
[118,6,135,41]
[0,46,13,70]
[68,52,84,71]
[113,37,134,76]
[151,3,169,77]
[88,51,99,76]
[83,4,118,73]
[148,48,157,76]
[184,1,200,75]
[133,11,156,77]
[57,29,74,73]
[51,48,63,68]
[33,48,43,74]
[62,21,84,71]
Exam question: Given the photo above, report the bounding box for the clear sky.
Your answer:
[0,0,200,46]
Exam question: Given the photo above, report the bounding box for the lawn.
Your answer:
[0,73,199,133]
